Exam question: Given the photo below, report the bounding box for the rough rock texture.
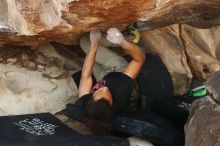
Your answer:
[182,25,220,79]
[184,71,220,146]
[1,0,220,46]
[0,43,82,115]
[137,0,220,30]
[0,0,152,46]
[185,96,220,146]
[141,24,220,95]
[128,137,154,146]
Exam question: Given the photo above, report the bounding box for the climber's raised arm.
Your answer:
[78,30,101,97]
[107,28,145,79]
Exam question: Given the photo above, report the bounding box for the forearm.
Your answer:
[81,44,97,78]
[120,40,145,63]
[78,29,101,97]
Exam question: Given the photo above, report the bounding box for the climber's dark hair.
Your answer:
[83,98,113,134]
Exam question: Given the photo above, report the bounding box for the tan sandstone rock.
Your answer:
[181,25,220,79]
[128,137,154,146]
[184,65,220,146]
[141,24,220,95]
[0,0,220,46]
[0,43,82,115]
[185,96,220,146]
[137,0,220,30]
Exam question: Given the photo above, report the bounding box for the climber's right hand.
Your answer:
[107,28,125,45]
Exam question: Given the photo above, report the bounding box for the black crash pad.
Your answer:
[112,112,184,146]
[0,113,129,146]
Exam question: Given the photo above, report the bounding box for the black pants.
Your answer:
[134,54,190,129]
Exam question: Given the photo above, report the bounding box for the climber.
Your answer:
[77,28,145,132]
[66,27,191,139]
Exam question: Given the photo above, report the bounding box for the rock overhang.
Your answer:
[0,0,220,46]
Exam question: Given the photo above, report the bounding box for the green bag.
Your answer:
[188,86,207,97]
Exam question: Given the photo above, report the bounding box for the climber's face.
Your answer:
[92,86,113,106]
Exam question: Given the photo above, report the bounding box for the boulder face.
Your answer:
[185,71,220,146]
[141,24,220,95]
[185,96,220,146]
[1,0,220,46]
[182,25,220,79]
[0,0,153,46]
[138,0,220,30]
[0,43,82,115]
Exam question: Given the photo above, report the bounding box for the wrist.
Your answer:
[120,40,128,47]
[91,42,98,47]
